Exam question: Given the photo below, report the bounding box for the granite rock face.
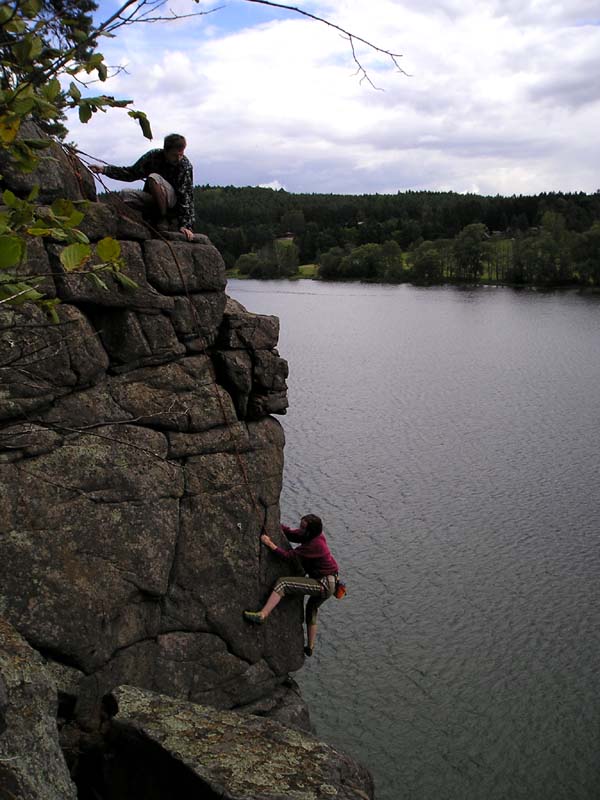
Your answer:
[0,183,297,721]
[102,685,374,800]
[0,617,77,800]
[0,120,97,203]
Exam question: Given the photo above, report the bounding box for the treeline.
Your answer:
[193,186,600,285]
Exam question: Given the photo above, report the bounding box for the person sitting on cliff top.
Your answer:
[244,514,340,657]
[89,133,195,241]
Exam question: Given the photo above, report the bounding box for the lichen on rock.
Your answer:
[0,617,77,800]
[105,685,374,800]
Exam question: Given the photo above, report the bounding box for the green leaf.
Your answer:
[86,54,108,80]
[26,225,58,237]
[2,190,19,209]
[71,228,90,244]
[21,0,43,17]
[0,282,43,305]
[27,185,40,202]
[69,82,81,101]
[10,141,39,173]
[0,212,12,235]
[63,210,85,229]
[0,236,25,270]
[60,243,92,271]
[21,138,52,151]
[49,199,69,216]
[50,199,76,219]
[96,237,121,263]
[128,110,153,140]
[28,35,43,60]
[0,116,21,145]
[45,78,62,101]
[12,41,28,64]
[87,272,109,291]
[11,96,35,116]
[28,219,69,239]
[79,103,92,124]
[5,18,27,34]
[38,298,61,323]
[112,271,138,291]
[47,202,85,231]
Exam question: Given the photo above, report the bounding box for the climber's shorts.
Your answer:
[273,575,336,626]
[145,173,177,208]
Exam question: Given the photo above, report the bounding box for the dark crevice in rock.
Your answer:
[0,423,62,462]
[104,385,134,419]
[62,327,79,385]
[164,496,183,598]
[79,495,147,506]
[57,691,78,724]
[233,677,314,733]
[132,586,165,603]
[104,636,158,667]
[36,645,88,675]
[152,627,210,639]
[107,355,177,377]
[72,726,222,800]
[202,615,254,668]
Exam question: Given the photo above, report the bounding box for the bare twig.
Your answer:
[67,64,129,87]
[243,0,408,78]
[0,321,76,333]
[0,287,37,306]
[45,421,183,476]
[0,325,102,371]
[100,0,218,32]
[350,36,382,90]
[14,462,102,503]
[112,4,225,26]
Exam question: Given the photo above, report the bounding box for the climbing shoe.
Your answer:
[304,646,313,657]
[244,610,265,625]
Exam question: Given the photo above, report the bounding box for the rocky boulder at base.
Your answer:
[0,617,77,800]
[92,685,375,800]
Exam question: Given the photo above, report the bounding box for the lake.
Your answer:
[228,279,600,800]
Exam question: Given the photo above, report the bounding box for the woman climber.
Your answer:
[244,514,339,657]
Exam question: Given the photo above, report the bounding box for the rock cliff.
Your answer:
[0,140,373,799]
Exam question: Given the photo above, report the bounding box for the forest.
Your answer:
[193,186,600,286]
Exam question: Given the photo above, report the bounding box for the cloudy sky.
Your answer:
[69,0,600,196]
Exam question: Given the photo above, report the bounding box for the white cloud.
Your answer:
[72,0,600,196]
[259,179,286,190]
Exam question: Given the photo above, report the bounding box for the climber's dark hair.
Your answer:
[302,514,323,540]
[164,133,186,151]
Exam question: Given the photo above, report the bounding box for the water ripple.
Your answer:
[228,281,600,800]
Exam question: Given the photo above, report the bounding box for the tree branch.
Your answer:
[110,4,225,26]
[243,0,408,78]
[0,287,37,306]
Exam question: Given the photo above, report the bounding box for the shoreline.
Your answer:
[226,272,600,293]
